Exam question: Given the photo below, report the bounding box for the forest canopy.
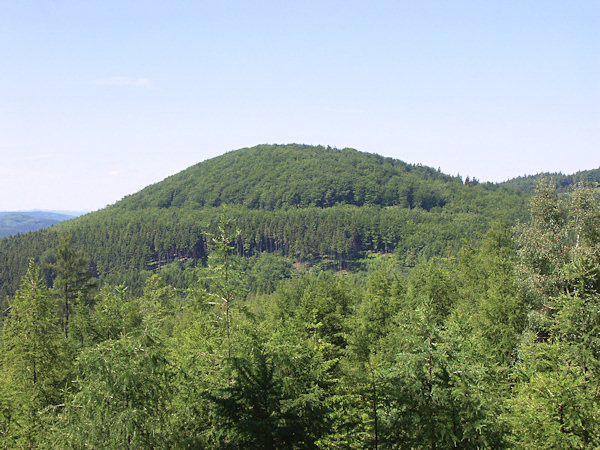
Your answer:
[1,145,599,447]
[0,144,531,298]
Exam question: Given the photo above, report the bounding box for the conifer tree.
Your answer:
[52,235,95,339]
[1,261,61,447]
[54,331,172,448]
[205,209,241,359]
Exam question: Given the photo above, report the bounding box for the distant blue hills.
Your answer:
[0,210,86,238]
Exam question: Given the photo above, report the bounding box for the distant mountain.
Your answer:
[0,211,78,238]
[31,210,89,218]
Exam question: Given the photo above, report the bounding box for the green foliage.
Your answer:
[506,337,600,449]
[208,346,327,449]
[448,225,525,366]
[1,147,599,447]
[343,271,403,448]
[505,182,600,446]
[0,261,63,447]
[0,144,528,298]
[53,332,173,448]
[243,252,293,294]
[502,167,600,193]
[379,299,485,447]
[138,274,178,334]
[165,299,227,447]
[402,256,460,326]
[52,235,96,339]
[90,285,143,341]
[117,144,458,211]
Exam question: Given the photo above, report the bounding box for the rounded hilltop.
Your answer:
[114,144,457,211]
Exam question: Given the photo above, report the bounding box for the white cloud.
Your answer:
[93,77,151,87]
[107,170,121,176]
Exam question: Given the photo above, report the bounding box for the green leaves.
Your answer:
[506,182,600,447]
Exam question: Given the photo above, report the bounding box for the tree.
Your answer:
[506,183,600,446]
[208,342,330,449]
[204,210,241,359]
[1,261,62,447]
[344,269,404,449]
[506,335,600,448]
[91,285,142,341]
[52,235,95,339]
[381,298,495,448]
[166,292,229,447]
[515,179,568,309]
[208,348,285,448]
[51,332,172,448]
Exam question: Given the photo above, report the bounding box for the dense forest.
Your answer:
[0,145,530,300]
[1,144,599,447]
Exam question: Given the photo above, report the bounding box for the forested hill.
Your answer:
[501,167,600,193]
[0,144,530,297]
[115,144,459,211]
[3,143,600,447]
[2,171,599,447]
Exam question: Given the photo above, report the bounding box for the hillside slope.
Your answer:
[116,144,458,211]
[1,144,530,296]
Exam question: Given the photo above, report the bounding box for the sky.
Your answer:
[1,1,598,211]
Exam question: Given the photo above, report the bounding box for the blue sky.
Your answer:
[1,1,598,211]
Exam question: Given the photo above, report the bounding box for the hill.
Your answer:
[116,144,457,211]
[0,144,531,297]
[0,211,77,238]
[501,167,600,193]
[3,144,600,447]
